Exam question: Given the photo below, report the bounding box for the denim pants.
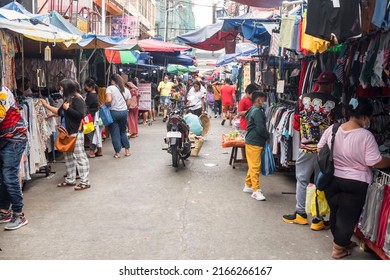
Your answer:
[0,141,26,213]
[109,110,130,153]
[214,100,222,116]
[295,149,319,214]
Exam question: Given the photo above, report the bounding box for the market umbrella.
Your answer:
[104,50,139,64]
[216,43,258,67]
[138,39,191,52]
[151,52,194,66]
[177,21,238,51]
[222,12,278,45]
[167,64,197,75]
[232,0,283,8]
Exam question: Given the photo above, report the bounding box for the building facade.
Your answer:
[155,0,195,42]
[34,0,155,38]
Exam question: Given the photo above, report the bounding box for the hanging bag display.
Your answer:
[261,143,276,176]
[55,126,77,153]
[82,114,95,134]
[317,123,341,190]
[99,104,113,126]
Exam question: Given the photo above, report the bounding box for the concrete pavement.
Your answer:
[0,115,379,260]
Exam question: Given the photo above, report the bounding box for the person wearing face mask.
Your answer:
[243,91,270,201]
[283,72,340,230]
[317,98,390,259]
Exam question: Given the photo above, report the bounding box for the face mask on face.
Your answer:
[59,90,63,96]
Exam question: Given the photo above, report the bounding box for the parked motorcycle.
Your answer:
[163,99,192,168]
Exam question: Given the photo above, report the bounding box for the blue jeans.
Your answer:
[0,141,26,213]
[109,110,130,153]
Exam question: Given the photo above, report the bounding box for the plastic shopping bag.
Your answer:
[311,189,330,217]
[99,104,113,126]
[261,143,276,176]
[305,183,316,214]
[82,114,95,134]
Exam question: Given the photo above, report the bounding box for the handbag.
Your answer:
[55,126,77,153]
[82,114,95,134]
[128,95,137,109]
[317,123,341,190]
[99,104,113,126]
[261,143,276,176]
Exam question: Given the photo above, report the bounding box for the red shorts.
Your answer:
[222,104,234,112]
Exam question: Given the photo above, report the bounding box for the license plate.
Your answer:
[167,131,182,138]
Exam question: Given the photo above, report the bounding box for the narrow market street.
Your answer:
[0,117,378,260]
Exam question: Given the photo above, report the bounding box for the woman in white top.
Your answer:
[187,81,205,116]
[106,74,131,158]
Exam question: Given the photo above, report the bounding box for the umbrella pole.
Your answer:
[79,48,97,79]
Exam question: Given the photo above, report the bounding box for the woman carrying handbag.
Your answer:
[41,79,91,190]
[106,74,131,158]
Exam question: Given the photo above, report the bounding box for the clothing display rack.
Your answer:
[355,169,390,260]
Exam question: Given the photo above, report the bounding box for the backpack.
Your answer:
[207,92,215,106]
[317,123,341,190]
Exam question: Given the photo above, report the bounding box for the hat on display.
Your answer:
[317,72,337,84]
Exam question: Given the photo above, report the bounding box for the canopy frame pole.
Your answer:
[79,48,97,80]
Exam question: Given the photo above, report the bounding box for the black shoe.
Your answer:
[221,119,226,126]
[163,117,167,122]
[282,212,308,225]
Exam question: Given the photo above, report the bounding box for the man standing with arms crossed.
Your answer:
[282,72,340,230]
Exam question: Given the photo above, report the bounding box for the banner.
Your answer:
[138,83,151,111]
[111,16,140,38]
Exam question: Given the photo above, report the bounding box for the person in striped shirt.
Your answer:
[0,86,28,230]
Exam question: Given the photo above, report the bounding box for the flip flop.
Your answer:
[57,182,76,187]
[87,154,96,158]
[114,154,121,159]
[95,153,103,157]
[74,184,91,191]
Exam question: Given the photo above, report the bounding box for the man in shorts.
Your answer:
[157,75,177,122]
[220,78,236,126]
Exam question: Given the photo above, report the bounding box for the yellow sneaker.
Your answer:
[282,212,308,225]
[310,218,330,231]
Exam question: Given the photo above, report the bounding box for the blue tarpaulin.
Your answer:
[216,43,258,67]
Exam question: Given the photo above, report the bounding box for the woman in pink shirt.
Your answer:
[318,98,390,259]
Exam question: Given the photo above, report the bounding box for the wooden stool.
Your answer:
[229,145,247,169]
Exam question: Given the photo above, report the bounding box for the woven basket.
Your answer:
[199,114,210,137]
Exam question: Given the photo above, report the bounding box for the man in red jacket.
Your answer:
[282,72,340,231]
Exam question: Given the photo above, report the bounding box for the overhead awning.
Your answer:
[216,43,258,66]
[0,17,81,45]
[232,0,283,8]
[0,8,30,20]
[0,4,81,45]
[0,1,33,17]
[105,50,139,64]
[138,39,191,52]
[151,52,194,66]
[167,64,197,75]
[177,21,238,51]
[32,11,84,36]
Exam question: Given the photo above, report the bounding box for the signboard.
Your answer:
[111,16,140,38]
[77,16,88,33]
[138,83,151,111]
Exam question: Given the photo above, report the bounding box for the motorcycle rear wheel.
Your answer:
[171,145,180,168]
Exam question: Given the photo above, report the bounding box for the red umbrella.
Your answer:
[138,39,191,52]
[233,0,282,8]
[177,22,238,51]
